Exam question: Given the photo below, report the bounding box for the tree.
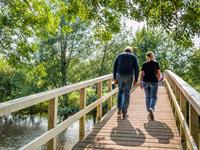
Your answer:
[132,27,193,75]
[129,0,200,47]
[1,0,200,117]
[184,48,200,91]
[1,0,200,69]
[0,0,60,65]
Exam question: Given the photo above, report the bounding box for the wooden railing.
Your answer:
[164,70,200,150]
[0,74,118,150]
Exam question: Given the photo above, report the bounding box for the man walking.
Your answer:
[113,46,139,119]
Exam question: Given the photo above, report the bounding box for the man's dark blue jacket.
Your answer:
[113,52,139,82]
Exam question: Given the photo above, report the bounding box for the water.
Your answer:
[0,114,94,150]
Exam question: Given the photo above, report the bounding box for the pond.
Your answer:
[0,114,94,150]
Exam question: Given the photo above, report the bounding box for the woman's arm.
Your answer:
[139,71,144,82]
[138,71,144,88]
[157,69,162,81]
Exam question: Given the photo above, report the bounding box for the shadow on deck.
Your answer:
[73,86,182,150]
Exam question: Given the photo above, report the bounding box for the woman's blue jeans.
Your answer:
[143,82,158,111]
[117,74,133,114]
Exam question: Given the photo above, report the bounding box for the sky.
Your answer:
[193,36,200,48]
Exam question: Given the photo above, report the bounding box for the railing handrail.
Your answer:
[164,70,200,115]
[20,88,118,150]
[0,74,113,117]
[164,79,198,149]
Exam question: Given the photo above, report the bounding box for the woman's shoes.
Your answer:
[148,108,154,120]
[117,109,128,120]
[117,109,121,115]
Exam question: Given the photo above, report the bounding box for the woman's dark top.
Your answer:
[141,60,160,82]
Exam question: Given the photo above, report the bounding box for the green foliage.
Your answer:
[95,28,113,42]
[0,59,27,102]
[132,27,199,93]
[132,27,193,75]
[0,0,60,64]
[184,48,200,92]
[86,87,97,106]
[129,0,200,47]
[132,27,162,66]
[1,0,200,118]
[0,60,16,102]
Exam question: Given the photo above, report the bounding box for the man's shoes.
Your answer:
[117,109,121,115]
[122,113,127,120]
[149,108,154,120]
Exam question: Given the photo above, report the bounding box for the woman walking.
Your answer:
[139,51,161,120]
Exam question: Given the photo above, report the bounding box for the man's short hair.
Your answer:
[124,46,133,53]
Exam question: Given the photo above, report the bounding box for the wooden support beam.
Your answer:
[199,134,200,150]
[21,89,118,150]
[79,88,86,140]
[96,81,102,123]
[189,104,199,148]
[108,79,112,110]
[180,93,187,119]
[47,97,58,150]
[180,92,187,149]
[175,85,180,104]
[164,79,198,150]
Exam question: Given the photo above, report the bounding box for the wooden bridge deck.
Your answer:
[73,86,182,150]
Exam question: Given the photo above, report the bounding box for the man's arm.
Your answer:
[134,57,139,82]
[131,56,139,86]
[139,70,144,89]
[113,56,119,82]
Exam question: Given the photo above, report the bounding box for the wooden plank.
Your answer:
[20,88,118,150]
[86,132,180,140]
[73,147,180,150]
[73,87,182,150]
[0,74,113,117]
[82,141,181,149]
[75,140,181,149]
[85,135,181,144]
[92,126,180,134]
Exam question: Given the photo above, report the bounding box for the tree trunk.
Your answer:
[60,36,67,86]
[99,44,108,76]
[60,17,67,86]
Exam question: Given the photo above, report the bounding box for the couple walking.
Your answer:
[113,46,161,120]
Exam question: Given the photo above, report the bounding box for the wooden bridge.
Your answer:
[0,70,200,150]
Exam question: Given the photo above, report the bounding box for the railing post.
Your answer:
[108,79,112,110]
[189,104,199,148]
[47,97,58,150]
[175,85,180,104]
[180,92,187,149]
[199,134,200,149]
[79,88,86,140]
[96,81,102,123]
[180,93,187,120]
